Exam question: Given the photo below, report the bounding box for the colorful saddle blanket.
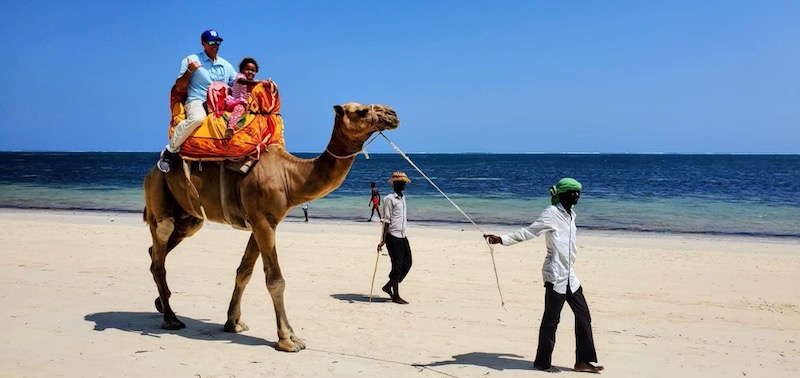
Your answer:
[169,81,284,161]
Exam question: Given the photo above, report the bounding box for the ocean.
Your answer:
[1,152,798,238]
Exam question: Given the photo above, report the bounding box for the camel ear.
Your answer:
[333,105,345,117]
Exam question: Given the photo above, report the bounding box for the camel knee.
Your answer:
[235,267,255,286]
[266,278,286,293]
[237,264,255,277]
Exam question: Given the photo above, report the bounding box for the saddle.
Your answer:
[169,80,285,161]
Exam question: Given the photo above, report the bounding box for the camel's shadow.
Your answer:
[330,293,390,303]
[416,352,557,372]
[84,311,276,348]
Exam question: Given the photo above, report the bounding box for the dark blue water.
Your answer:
[1,152,798,238]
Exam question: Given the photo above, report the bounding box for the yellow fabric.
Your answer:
[167,81,284,161]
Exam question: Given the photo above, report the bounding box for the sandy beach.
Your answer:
[1,209,798,377]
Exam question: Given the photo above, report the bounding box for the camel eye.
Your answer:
[356,109,370,118]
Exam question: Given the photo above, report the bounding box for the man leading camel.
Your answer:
[484,178,603,374]
[377,171,413,304]
[157,29,236,173]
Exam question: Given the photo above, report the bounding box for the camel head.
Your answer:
[330,102,399,155]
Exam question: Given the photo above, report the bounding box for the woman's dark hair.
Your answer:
[239,57,259,72]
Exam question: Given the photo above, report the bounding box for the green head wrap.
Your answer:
[549,178,582,205]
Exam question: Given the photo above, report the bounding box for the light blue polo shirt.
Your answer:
[179,52,237,102]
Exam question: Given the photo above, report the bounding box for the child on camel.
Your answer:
[225,57,270,139]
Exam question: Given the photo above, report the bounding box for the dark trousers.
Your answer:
[385,234,412,282]
[534,282,598,368]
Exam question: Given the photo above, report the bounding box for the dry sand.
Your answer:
[1,209,798,377]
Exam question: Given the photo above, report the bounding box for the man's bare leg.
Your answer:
[392,281,409,304]
[382,280,394,298]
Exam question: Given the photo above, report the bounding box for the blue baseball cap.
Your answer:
[201,29,223,42]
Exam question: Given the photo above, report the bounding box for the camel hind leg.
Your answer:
[147,212,204,329]
[144,168,204,329]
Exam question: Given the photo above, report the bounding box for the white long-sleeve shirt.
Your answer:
[381,192,407,238]
[500,203,581,294]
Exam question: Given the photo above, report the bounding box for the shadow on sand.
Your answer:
[84,311,276,348]
[416,352,556,372]
[330,293,390,303]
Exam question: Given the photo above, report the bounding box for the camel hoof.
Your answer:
[161,318,186,330]
[223,321,249,333]
[276,339,305,352]
[154,297,164,314]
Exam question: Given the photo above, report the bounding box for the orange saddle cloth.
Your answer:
[169,81,285,161]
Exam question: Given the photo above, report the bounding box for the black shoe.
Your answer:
[157,149,175,173]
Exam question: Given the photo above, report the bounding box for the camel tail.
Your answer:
[142,167,163,226]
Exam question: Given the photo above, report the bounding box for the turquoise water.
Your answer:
[1,152,798,238]
[306,194,799,237]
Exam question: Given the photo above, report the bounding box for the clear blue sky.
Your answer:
[1,1,798,153]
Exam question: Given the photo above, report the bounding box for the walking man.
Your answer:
[484,178,603,374]
[377,171,413,304]
[368,181,382,221]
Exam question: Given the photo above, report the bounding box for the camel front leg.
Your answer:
[224,234,259,333]
[251,218,306,352]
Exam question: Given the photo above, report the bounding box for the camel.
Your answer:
[143,102,399,352]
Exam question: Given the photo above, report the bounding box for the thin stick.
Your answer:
[368,249,380,303]
[376,131,508,311]
[368,219,384,303]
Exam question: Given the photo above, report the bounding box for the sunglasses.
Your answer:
[206,40,222,46]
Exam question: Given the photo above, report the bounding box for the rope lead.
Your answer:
[377,131,507,311]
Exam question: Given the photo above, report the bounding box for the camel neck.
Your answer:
[325,120,365,160]
[288,152,355,205]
